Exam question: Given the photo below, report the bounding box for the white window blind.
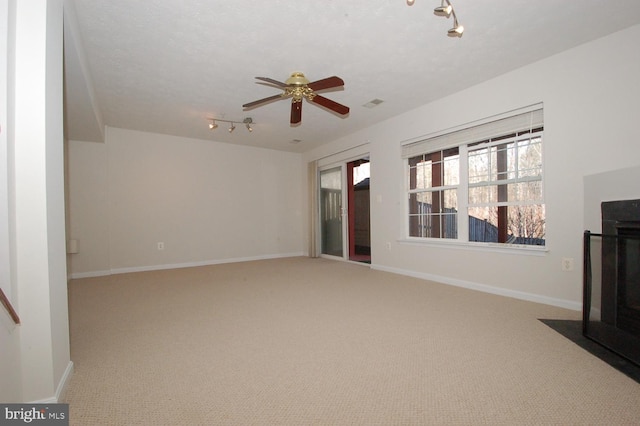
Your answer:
[401,106,543,159]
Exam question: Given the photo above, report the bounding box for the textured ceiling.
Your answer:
[64,0,640,153]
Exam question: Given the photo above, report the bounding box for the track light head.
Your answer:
[434,2,453,17]
[208,120,218,130]
[228,123,236,133]
[448,23,464,37]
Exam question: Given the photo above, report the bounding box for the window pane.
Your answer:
[443,153,460,186]
[507,181,543,202]
[469,185,497,204]
[408,166,417,190]
[320,168,341,190]
[517,138,542,178]
[502,143,516,173]
[468,147,489,184]
[468,204,545,245]
[441,212,458,239]
[468,206,499,243]
[443,189,457,211]
[409,192,432,214]
[409,214,426,237]
[418,160,432,189]
[408,155,421,190]
[506,204,546,245]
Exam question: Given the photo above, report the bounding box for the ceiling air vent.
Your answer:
[362,99,384,109]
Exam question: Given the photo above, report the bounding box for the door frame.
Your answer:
[316,153,370,263]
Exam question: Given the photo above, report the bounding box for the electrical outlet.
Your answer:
[562,257,574,271]
[157,242,164,251]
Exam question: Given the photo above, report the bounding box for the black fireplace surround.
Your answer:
[583,199,640,366]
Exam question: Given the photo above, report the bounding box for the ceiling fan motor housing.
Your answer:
[285,72,310,86]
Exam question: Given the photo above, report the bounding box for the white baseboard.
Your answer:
[69,253,305,279]
[29,361,74,404]
[371,264,582,312]
[70,269,111,279]
[55,361,74,403]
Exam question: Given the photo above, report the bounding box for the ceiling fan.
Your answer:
[242,72,350,124]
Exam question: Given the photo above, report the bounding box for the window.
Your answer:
[403,107,545,246]
[408,148,459,238]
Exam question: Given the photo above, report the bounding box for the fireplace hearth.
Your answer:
[583,199,640,366]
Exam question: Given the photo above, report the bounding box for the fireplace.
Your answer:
[583,199,640,366]
[614,224,640,334]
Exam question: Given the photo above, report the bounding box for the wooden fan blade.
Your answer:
[310,95,350,115]
[291,101,302,124]
[243,94,284,109]
[307,76,344,91]
[255,77,287,87]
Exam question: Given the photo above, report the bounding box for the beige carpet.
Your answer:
[65,257,640,425]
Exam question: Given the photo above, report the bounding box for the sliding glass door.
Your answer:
[320,167,344,257]
[318,158,371,262]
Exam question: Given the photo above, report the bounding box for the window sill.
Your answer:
[397,237,548,256]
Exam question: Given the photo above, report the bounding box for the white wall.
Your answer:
[304,24,640,310]
[68,127,304,277]
[584,166,640,233]
[2,0,71,402]
[0,0,22,403]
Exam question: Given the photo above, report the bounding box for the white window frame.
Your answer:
[401,105,547,254]
[407,147,461,239]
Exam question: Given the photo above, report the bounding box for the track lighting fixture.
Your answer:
[206,117,254,133]
[406,0,464,38]
[436,0,463,37]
